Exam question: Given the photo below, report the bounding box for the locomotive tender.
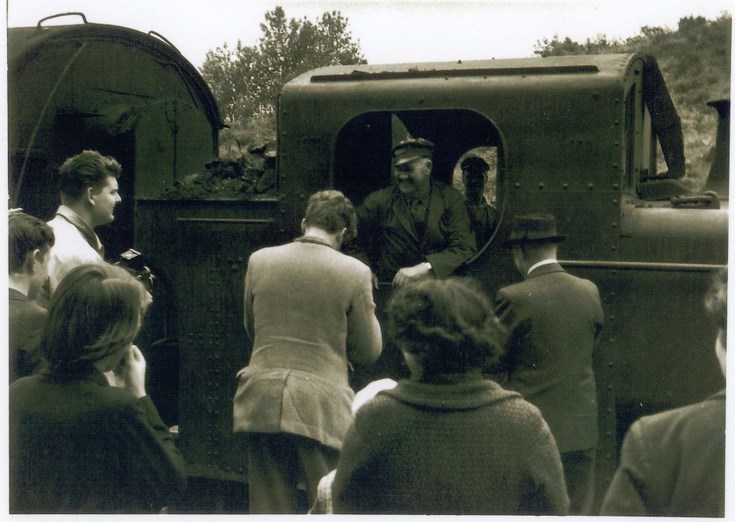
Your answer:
[8,14,728,508]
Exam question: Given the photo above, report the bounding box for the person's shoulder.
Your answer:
[46,212,64,227]
[249,242,288,262]
[9,373,42,394]
[433,180,465,200]
[636,392,725,433]
[361,185,395,205]
[352,390,401,421]
[496,279,526,299]
[563,270,599,287]
[46,213,73,232]
[9,292,46,315]
[9,300,47,331]
[335,250,373,275]
[480,384,547,421]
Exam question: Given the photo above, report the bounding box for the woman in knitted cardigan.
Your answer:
[332,277,569,514]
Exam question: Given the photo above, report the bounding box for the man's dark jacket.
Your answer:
[9,288,46,382]
[600,389,725,516]
[356,180,476,281]
[493,262,603,453]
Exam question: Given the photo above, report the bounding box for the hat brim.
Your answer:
[393,154,429,167]
[502,235,566,248]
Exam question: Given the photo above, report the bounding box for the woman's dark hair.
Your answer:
[387,277,505,380]
[8,211,55,273]
[303,190,357,242]
[41,263,149,376]
[59,150,122,200]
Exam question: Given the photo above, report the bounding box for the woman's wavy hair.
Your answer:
[41,263,149,376]
[387,277,505,379]
[303,190,357,243]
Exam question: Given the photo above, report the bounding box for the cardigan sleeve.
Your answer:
[518,408,570,515]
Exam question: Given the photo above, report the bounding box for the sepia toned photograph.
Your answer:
[5,0,730,515]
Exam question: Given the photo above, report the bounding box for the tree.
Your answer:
[533,34,623,57]
[533,14,731,188]
[201,6,366,147]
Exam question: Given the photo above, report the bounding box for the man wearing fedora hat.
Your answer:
[491,213,604,514]
[354,137,476,287]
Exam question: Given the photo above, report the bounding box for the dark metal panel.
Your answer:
[136,199,284,482]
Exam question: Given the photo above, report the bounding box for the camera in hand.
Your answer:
[116,248,156,291]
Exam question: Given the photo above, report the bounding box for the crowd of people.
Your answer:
[8,142,726,516]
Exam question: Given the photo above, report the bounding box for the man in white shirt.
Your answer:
[46,150,123,293]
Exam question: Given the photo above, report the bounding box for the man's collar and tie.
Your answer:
[403,181,432,239]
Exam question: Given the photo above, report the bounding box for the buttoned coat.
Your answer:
[234,238,382,450]
[356,180,476,281]
[10,370,187,513]
[493,262,603,453]
[600,389,725,517]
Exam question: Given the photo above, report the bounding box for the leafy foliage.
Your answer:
[534,14,731,188]
[200,6,365,150]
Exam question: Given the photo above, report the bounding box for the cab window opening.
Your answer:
[333,109,504,215]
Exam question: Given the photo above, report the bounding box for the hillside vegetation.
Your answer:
[535,14,731,189]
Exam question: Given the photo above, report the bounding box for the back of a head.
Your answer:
[8,211,55,274]
[388,277,505,378]
[59,150,122,201]
[303,190,357,241]
[41,263,148,376]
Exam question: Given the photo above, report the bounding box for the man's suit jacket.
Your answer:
[10,369,187,513]
[234,237,382,450]
[9,288,46,382]
[600,389,725,517]
[493,262,603,453]
[356,180,476,281]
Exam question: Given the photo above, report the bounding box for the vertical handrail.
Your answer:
[12,42,88,207]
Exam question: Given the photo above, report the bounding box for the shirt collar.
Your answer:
[56,205,103,252]
[527,258,557,276]
[295,235,335,249]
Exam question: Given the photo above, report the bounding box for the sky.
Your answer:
[5,0,733,69]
